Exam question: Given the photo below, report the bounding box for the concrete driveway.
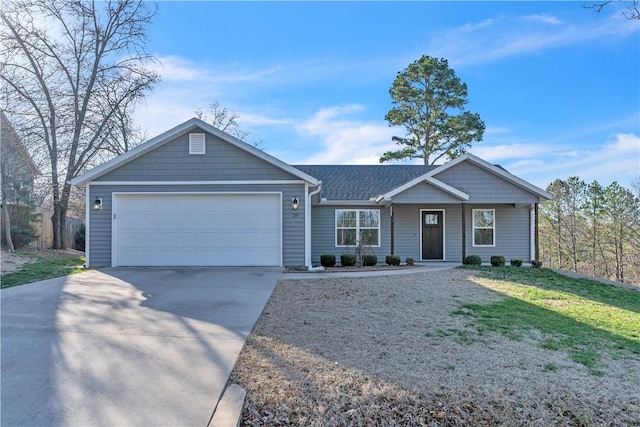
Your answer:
[1,267,282,426]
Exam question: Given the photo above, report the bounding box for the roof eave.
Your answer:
[70,118,320,187]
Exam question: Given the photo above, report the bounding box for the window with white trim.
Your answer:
[473,209,495,246]
[189,133,206,155]
[335,209,380,247]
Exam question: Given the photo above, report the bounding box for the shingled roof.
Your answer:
[293,164,439,200]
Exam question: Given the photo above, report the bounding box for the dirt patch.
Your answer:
[1,248,84,275]
[231,269,640,425]
[1,250,35,274]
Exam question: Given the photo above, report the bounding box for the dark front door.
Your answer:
[422,211,444,260]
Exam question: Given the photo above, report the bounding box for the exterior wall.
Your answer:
[434,161,539,204]
[87,183,306,267]
[392,203,532,263]
[310,204,391,266]
[96,130,299,182]
[392,182,463,204]
[464,204,532,263]
[393,204,462,262]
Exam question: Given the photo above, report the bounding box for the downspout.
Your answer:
[390,205,394,255]
[306,181,323,271]
[534,203,539,263]
[461,203,466,262]
[84,183,90,268]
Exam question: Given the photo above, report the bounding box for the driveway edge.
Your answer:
[209,384,246,427]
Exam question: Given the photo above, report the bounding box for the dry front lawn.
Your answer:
[230,268,640,426]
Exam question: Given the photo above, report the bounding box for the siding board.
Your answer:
[88,184,306,267]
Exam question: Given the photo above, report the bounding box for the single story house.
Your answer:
[71,118,551,269]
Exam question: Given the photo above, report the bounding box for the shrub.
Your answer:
[362,254,377,266]
[320,254,336,267]
[531,260,543,268]
[405,257,414,266]
[510,258,523,267]
[463,255,482,266]
[385,255,401,266]
[490,255,505,267]
[340,253,356,267]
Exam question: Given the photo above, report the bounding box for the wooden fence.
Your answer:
[31,211,84,249]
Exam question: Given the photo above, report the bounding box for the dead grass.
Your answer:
[230,269,640,426]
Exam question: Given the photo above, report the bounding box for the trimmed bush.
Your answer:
[490,255,506,267]
[531,260,543,268]
[463,255,482,266]
[362,254,377,267]
[385,255,401,266]
[510,258,523,267]
[405,257,414,266]
[341,253,356,267]
[320,254,336,267]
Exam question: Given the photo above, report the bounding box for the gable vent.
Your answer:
[189,133,206,155]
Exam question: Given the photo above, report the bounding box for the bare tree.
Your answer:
[1,0,159,248]
[195,100,262,148]
[584,0,640,19]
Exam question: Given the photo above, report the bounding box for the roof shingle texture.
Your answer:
[293,164,439,201]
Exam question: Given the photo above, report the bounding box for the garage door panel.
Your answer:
[114,194,281,266]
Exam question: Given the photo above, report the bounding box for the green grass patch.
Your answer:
[1,256,85,289]
[459,266,640,372]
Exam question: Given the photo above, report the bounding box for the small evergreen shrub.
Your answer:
[405,257,414,266]
[320,254,336,267]
[385,255,401,266]
[490,255,505,267]
[362,254,377,266]
[510,258,523,267]
[463,255,482,266]
[531,260,543,268]
[341,253,356,267]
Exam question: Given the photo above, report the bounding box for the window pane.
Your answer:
[359,229,379,246]
[359,210,380,227]
[474,229,494,246]
[424,213,438,225]
[337,229,356,246]
[474,210,494,227]
[336,210,356,227]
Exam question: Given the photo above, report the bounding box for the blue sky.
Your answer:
[135,1,640,189]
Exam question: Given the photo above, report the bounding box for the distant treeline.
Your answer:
[540,177,640,284]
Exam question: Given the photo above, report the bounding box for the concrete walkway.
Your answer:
[1,267,281,427]
[283,262,460,280]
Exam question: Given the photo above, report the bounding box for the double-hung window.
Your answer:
[473,209,495,246]
[336,209,380,247]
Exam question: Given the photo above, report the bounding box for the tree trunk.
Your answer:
[2,201,15,252]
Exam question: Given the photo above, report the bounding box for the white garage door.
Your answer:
[113,193,281,266]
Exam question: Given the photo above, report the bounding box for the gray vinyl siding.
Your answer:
[392,204,532,263]
[87,183,305,267]
[310,205,391,266]
[465,204,532,263]
[96,130,300,182]
[393,182,463,204]
[393,205,462,262]
[434,162,539,204]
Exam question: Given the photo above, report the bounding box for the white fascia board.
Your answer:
[433,153,553,200]
[424,176,469,200]
[71,118,320,187]
[318,200,379,206]
[88,180,307,186]
[382,153,552,201]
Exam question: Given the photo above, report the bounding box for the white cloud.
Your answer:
[292,105,396,165]
[524,14,563,25]
[500,133,640,188]
[429,13,639,67]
